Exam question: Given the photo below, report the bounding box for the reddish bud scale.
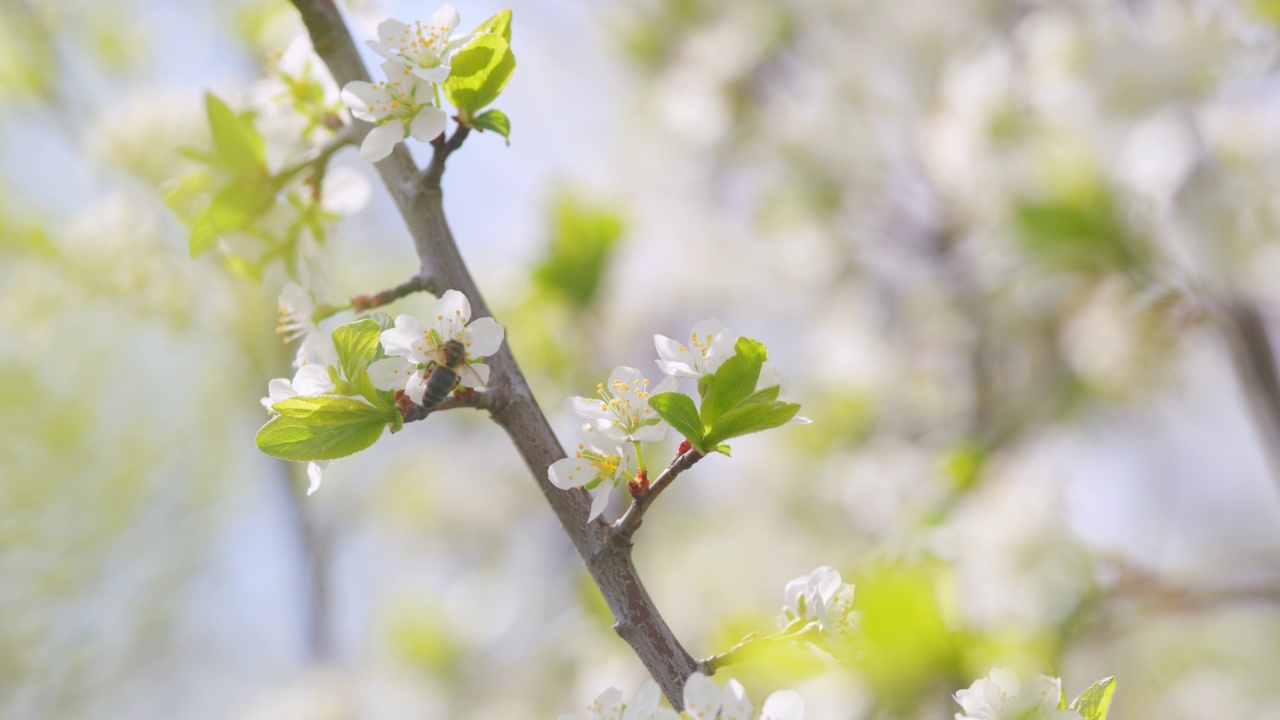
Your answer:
[628,469,650,498]
[453,386,476,403]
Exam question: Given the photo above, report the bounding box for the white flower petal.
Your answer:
[622,681,662,720]
[651,375,679,396]
[655,358,696,378]
[720,679,753,720]
[305,460,328,496]
[629,423,668,443]
[341,81,383,115]
[406,370,428,404]
[360,122,403,162]
[549,457,598,489]
[759,690,804,720]
[682,673,721,720]
[462,317,505,358]
[382,314,428,359]
[466,362,490,388]
[377,18,407,43]
[368,356,415,391]
[434,289,472,341]
[292,363,335,395]
[588,483,612,521]
[568,395,613,421]
[410,106,447,142]
[592,688,623,720]
[809,567,843,604]
[411,64,452,83]
[431,3,460,32]
[262,378,295,411]
[608,366,646,391]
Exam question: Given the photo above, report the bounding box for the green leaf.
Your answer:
[703,401,800,447]
[255,412,387,462]
[533,194,625,308]
[271,395,392,424]
[742,385,781,404]
[188,180,273,256]
[1069,677,1116,720]
[331,318,388,406]
[473,109,511,145]
[332,319,381,383]
[649,392,705,450]
[443,33,516,115]
[472,9,512,42]
[700,337,767,427]
[204,91,266,175]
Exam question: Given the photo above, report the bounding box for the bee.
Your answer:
[419,338,485,408]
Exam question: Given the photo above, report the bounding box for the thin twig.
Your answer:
[398,387,507,424]
[270,123,359,192]
[612,448,704,543]
[351,273,434,312]
[423,123,471,190]
[288,0,702,705]
[700,623,819,673]
[1221,298,1280,487]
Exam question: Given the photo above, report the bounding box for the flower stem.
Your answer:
[632,440,646,475]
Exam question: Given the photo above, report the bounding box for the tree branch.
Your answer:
[351,273,434,312]
[288,0,701,705]
[1221,298,1280,488]
[612,448,704,543]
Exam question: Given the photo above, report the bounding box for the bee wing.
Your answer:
[457,362,488,388]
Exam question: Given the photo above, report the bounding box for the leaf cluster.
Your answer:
[649,337,800,455]
[255,317,402,462]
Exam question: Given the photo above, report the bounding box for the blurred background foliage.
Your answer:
[4,0,1280,718]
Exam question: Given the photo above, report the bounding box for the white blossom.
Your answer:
[567,366,678,443]
[260,364,335,496]
[276,283,338,369]
[368,290,504,403]
[953,668,1082,720]
[654,318,737,379]
[682,673,804,720]
[367,4,472,83]
[341,59,447,162]
[558,680,678,720]
[780,566,858,661]
[548,423,633,521]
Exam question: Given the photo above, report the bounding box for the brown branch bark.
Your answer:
[1221,298,1280,485]
[288,0,700,704]
[351,273,431,312]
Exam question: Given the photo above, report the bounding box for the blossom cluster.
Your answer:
[779,566,858,662]
[560,674,802,720]
[548,319,802,520]
[261,286,502,494]
[954,668,1084,720]
[340,4,470,161]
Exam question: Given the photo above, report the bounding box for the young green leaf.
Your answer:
[443,33,516,116]
[332,319,381,385]
[188,180,273,256]
[742,385,781,404]
[256,413,387,461]
[649,392,705,451]
[204,91,266,176]
[703,400,800,447]
[271,395,393,424]
[700,336,767,426]
[472,9,512,42]
[1069,677,1116,720]
[473,109,511,145]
